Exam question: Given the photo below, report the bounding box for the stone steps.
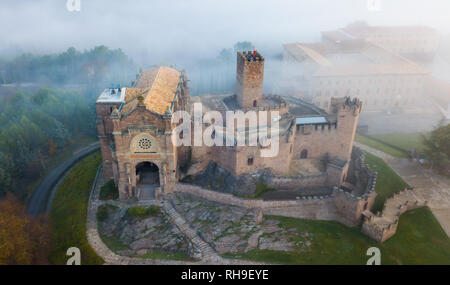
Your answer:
[162,200,220,260]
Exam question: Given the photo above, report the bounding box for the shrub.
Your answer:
[99,180,119,200]
[253,178,276,198]
[126,205,160,218]
[97,205,110,222]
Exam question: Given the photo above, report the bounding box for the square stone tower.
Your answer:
[236,50,264,108]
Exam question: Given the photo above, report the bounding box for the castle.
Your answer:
[96,50,377,227]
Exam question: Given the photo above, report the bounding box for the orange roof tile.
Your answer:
[121,66,181,115]
[144,66,181,115]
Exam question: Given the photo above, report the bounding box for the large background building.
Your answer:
[282,39,429,112]
[322,23,440,60]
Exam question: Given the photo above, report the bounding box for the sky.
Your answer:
[1,0,450,65]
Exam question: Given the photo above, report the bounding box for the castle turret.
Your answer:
[236,50,264,108]
[329,97,362,160]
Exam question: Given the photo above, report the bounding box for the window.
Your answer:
[300,149,308,159]
[138,138,152,150]
[253,100,257,107]
[247,157,254,165]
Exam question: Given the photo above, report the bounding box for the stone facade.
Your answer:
[96,67,189,199]
[236,50,264,108]
[96,50,365,209]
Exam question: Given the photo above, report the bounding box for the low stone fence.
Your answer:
[268,172,328,189]
[174,183,374,226]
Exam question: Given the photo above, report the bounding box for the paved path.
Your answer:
[86,165,266,265]
[355,142,450,236]
[26,142,100,216]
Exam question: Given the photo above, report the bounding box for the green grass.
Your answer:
[251,179,276,198]
[126,205,161,218]
[135,250,195,261]
[223,207,450,265]
[99,231,131,252]
[370,133,426,153]
[49,151,104,265]
[363,151,409,212]
[356,132,427,158]
[99,180,119,200]
[356,134,409,158]
[97,204,118,222]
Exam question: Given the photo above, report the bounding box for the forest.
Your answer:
[0,46,136,85]
[0,46,137,200]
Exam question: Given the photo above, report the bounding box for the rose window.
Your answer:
[138,138,152,150]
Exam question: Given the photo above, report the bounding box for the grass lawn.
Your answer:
[356,132,427,159]
[135,250,195,261]
[356,134,408,158]
[49,151,104,265]
[224,207,450,265]
[363,151,409,212]
[370,132,426,153]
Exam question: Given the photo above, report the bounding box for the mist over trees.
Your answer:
[188,41,254,96]
[423,123,450,174]
[0,87,98,199]
[0,46,136,85]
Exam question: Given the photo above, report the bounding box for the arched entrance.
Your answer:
[135,161,159,200]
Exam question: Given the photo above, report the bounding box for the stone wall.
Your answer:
[267,173,328,189]
[175,182,375,227]
[362,193,428,242]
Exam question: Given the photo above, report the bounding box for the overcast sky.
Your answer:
[1,0,449,65]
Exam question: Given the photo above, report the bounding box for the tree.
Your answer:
[0,195,50,264]
[233,41,254,53]
[422,123,450,174]
[217,48,233,63]
[0,152,13,196]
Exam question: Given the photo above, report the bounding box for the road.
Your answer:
[26,142,100,216]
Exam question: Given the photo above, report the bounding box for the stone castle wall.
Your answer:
[175,182,375,227]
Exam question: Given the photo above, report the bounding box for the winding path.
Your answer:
[26,142,100,216]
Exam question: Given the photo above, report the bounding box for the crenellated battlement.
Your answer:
[362,188,428,242]
[330,96,363,116]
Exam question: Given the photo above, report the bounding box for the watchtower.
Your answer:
[236,50,265,108]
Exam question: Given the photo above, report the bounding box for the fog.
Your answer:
[1,0,450,65]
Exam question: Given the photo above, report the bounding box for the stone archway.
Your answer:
[135,161,160,200]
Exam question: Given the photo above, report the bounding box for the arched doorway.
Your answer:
[300,149,308,159]
[135,162,159,200]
